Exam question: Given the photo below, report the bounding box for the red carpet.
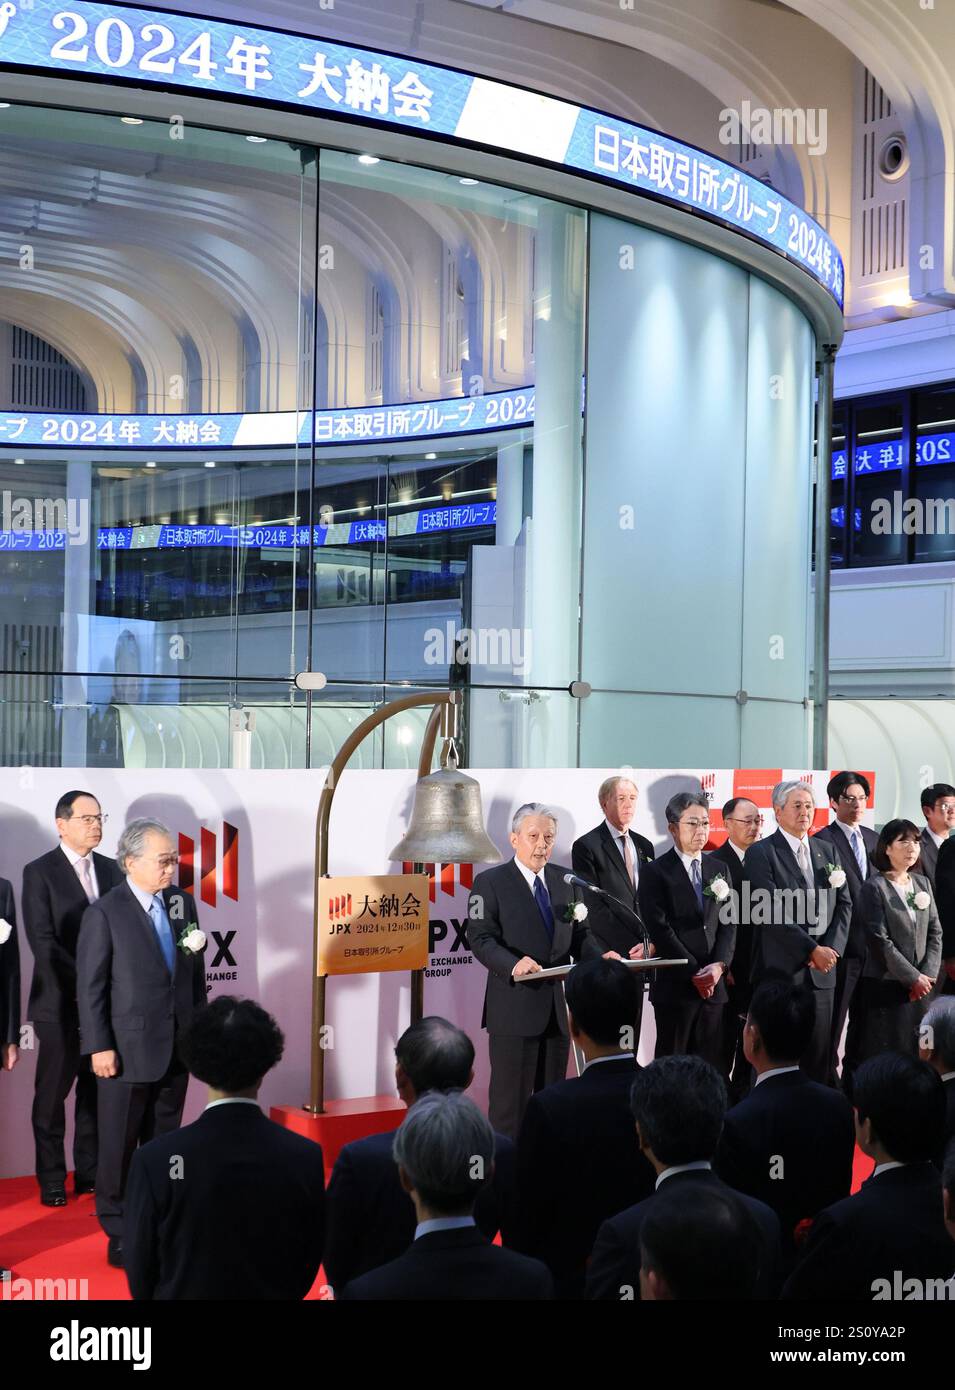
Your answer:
[0,1173,330,1300]
[1,1152,877,1300]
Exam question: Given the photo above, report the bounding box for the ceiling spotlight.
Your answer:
[0,103,12,111]
[425,452,437,460]
[357,154,380,165]
[204,460,216,468]
[246,135,267,143]
[121,116,144,125]
[145,461,157,469]
[459,178,479,186]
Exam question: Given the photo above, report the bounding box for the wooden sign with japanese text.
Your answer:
[317,873,429,977]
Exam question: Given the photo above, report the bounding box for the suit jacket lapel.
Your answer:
[544,863,573,958]
[51,847,90,908]
[125,880,172,973]
[772,831,803,888]
[661,849,699,920]
[597,823,636,898]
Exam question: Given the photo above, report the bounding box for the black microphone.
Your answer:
[562,873,653,978]
[562,872,606,894]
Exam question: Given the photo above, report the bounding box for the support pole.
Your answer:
[308,690,460,1113]
[812,345,837,771]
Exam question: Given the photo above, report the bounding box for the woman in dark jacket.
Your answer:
[847,818,941,1066]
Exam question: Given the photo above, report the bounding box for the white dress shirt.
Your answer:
[677,849,703,884]
[513,856,548,896]
[655,1160,711,1190]
[415,1216,476,1240]
[583,1052,634,1072]
[60,841,100,900]
[204,1098,260,1112]
[605,820,640,886]
[755,1065,800,1087]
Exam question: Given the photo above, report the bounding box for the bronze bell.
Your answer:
[390,741,501,865]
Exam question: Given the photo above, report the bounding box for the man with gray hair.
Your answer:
[744,782,851,1085]
[919,996,955,1163]
[338,1091,552,1299]
[77,816,207,1269]
[468,803,602,1138]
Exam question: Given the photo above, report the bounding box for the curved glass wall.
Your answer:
[0,99,818,770]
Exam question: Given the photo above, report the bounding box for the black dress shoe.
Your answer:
[74,1178,96,1196]
[40,1186,67,1208]
[107,1237,123,1269]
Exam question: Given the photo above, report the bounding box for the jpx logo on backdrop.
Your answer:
[1,489,89,545]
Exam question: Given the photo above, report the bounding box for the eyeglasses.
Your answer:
[727,815,763,826]
[140,854,179,869]
[680,819,710,831]
[935,803,955,814]
[839,794,867,805]
[75,814,107,826]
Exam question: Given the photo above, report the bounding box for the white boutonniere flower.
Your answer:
[704,875,731,902]
[563,901,588,923]
[177,927,206,955]
[825,863,847,888]
[907,889,931,911]
[0,918,12,945]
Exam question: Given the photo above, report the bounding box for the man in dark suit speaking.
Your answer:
[745,781,851,1085]
[77,817,207,1268]
[467,803,601,1138]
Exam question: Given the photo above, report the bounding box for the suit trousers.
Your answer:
[95,1061,188,1237]
[829,954,864,1085]
[32,1019,98,1188]
[803,988,835,1086]
[487,1002,568,1140]
[653,997,725,1071]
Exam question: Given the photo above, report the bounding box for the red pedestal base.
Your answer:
[270,1097,405,1169]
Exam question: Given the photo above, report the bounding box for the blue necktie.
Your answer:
[851,828,866,878]
[149,895,176,975]
[691,858,703,910]
[533,875,555,943]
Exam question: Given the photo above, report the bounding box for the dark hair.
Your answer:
[565,958,640,1048]
[395,1016,474,1096]
[747,980,815,1063]
[665,792,709,827]
[827,771,870,802]
[640,1183,761,1300]
[178,996,284,1091]
[722,797,756,820]
[849,1053,945,1163]
[872,818,922,872]
[630,1056,726,1166]
[55,790,99,820]
[921,783,955,810]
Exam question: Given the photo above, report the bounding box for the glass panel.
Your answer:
[579,692,741,768]
[913,384,955,562]
[850,399,905,565]
[0,105,317,768]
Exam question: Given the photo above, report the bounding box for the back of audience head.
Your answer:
[565,957,639,1052]
[919,998,955,1076]
[630,1056,726,1169]
[639,1184,761,1300]
[943,1140,955,1244]
[743,979,815,1071]
[179,995,284,1095]
[848,1052,945,1164]
[394,1016,474,1105]
[393,1090,494,1217]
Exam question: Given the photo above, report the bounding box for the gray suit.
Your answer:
[849,872,942,1062]
[919,828,942,887]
